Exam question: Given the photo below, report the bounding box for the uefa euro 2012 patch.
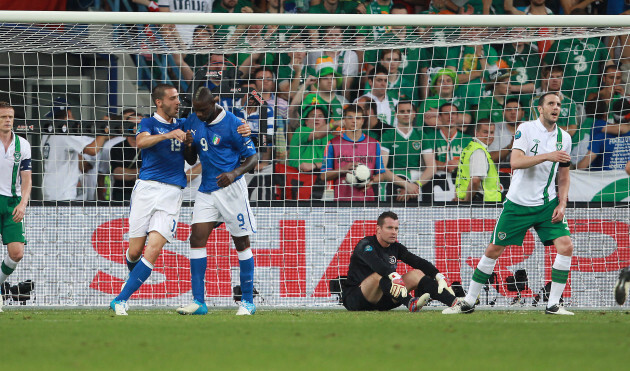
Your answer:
[515,130,522,139]
[365,245,373,252]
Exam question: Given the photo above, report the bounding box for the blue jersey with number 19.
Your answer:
[187,108,257,194]
[137,114,187,188]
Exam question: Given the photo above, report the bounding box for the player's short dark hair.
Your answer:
[343,104,364,118]
[0,101,13,110]
[151,83,177,105]
[122,108,137,118]
[541,65,564,78]
[377,211,398,226]
[505,97,522,108]
[538,92,559,106]
[369,65,389,80]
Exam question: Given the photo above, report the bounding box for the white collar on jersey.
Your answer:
[534,118,557,133]
[206,104,226,126]
[153,112,177,124]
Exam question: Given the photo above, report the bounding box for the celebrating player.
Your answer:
[342,211,457,312]
[0,102,31,312]
[444,92,575,315]
[109,84,189,315]
[176,87,258,316]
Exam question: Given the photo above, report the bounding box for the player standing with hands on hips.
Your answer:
[177,87,258,316]
[444,92,575,315]
[0,102,31,312]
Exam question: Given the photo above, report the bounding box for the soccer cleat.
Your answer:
[614,267,630,305]
[110,299,129,316]
[408,293,431,312]
[442,298,475,314]
[545,304,574,315]
[176,300,208,315]
[236,300,256,316]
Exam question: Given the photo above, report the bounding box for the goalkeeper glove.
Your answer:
[388,272,408,299]
[148,1,160,12]
[435,273,455,295]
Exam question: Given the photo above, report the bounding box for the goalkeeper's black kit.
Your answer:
[342,235,451,311]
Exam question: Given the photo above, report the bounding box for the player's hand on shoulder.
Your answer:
[216,171,236,188]
[388,272,408,299]
[546,150,571,163]
[237,119,252,137]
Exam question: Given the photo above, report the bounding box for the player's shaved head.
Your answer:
[193,86,214,105]
[192,86,218,122]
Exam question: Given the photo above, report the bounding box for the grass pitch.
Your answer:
[1,308,629,370]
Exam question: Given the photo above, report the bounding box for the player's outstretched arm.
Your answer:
[511,148,571,170]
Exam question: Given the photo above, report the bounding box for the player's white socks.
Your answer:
[548,254,572,308]
[0,256,18,284]
[465,255,497,306]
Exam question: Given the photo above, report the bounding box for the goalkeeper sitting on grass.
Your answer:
[342,211,457,312]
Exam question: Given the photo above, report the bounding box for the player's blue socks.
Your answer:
[238,249,255,303]
[125,249,140,272]
[116,257,153,301]
[189,248,207,304]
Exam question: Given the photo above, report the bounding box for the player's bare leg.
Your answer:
[233,235,256,315]
[0,242,25,312]
[177,222,214,315]
[546,236,574,315]
[359,271,431,312]
[126,236,147,272]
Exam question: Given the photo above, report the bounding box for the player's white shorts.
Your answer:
[191,177,256,237]
[128,179,183,243]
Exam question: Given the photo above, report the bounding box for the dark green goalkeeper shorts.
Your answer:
[491,198,571,246]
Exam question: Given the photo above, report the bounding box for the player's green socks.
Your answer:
[0,256,18,284]
[548,254,572,307]
[465,255,497,306]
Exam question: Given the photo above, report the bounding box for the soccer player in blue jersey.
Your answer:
[177,87,259,316]
[109,84,188,315]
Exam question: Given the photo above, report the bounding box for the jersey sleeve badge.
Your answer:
[515,130,521,139]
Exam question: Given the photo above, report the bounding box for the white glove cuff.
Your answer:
[435,273,446,281]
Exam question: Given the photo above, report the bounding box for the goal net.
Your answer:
[1,11,629,308]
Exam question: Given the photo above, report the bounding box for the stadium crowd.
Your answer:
[23,0,630,202]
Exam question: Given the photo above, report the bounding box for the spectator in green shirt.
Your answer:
[476,65,516,124]
[288,105,338,172]
[418,68,471,128]
[381,100,435,200]
[543,9,611,104]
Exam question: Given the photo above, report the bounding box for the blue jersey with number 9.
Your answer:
[186,109,257,194]
[137,114,187,188]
